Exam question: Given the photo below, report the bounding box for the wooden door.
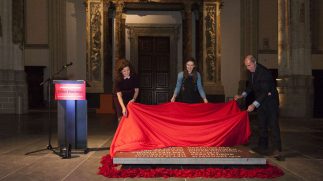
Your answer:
[138,36,171,104]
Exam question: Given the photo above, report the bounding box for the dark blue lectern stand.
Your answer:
[54,80,87,156]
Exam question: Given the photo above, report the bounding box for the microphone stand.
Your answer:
[25,65,69,158]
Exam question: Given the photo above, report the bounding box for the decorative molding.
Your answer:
[86,0,106,93]
[258,49,278,54]
[202,2,223,95]
[114,0,125,60]
[182,2,193,59]
[24,44,49,49]
[203,3,217,82]
[124,2,184,11]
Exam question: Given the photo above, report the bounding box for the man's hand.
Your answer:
[234,95,243,101]
[247,104,255,112]
[203,98,208,103]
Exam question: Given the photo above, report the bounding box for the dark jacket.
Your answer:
[245,63,279,106]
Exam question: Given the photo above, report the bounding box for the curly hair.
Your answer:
[183,57,198,83]
[114,58,136,83]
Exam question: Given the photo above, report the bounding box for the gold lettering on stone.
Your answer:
[131,147,244,158]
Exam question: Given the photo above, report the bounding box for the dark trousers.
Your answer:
[257,99,282,151]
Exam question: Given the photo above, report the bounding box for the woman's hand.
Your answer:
[203,98,208,103]
[170,96,176,102]
[129,98,135,103]
[122,107,127,117]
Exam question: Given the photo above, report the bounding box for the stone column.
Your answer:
[114,0,124,60]
[48,0,67,77]
[239,0,258,94]
[0,0,28,114]
[182,2,193,60]
[277,0,313,118]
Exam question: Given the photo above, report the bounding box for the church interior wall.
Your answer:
[1,0,323,114]
[24,49,49,66]
[257,0,278,71]
[25,0,48,44]
[65,0,86,81]
[24,0,48,67]
[257,54,278,69]
[257,0,323,71]
[220,0,241,98]
[312,0,323,51]
[311,0,323,70]
[258,0,277,52]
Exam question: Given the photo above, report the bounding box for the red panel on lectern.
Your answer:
[55,82,86,100]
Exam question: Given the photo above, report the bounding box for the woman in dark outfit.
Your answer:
[170,57,208,103]
[113,58,139,121]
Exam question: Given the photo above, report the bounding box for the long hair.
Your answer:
[113,58,136,83]
[183,57,198,83]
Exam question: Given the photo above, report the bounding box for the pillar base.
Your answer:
[0,70,28,114]
[277,75,313,118]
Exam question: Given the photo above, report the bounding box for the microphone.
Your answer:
[63,62,73,68]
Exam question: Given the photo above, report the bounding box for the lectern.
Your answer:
[54,80,87,153]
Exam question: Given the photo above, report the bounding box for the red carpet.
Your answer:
[98,154,284,179]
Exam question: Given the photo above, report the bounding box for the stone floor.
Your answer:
[0,110,322,181]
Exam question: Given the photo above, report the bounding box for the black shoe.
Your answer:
[252,147,269,155]
[274,155,285,161]
[272,150,285,161]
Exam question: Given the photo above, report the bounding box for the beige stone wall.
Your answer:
[25,0,48,44]
[221,0,241,98]
[312,0,323,51]
[24,0,49,66]
[258,0,277,51]
[66,0,86,80]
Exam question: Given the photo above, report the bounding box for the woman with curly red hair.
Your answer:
[113,58,139,121]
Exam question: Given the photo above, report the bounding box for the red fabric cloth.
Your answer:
[110,101,251,157]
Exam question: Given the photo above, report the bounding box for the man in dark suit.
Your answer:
[234,55,284,161]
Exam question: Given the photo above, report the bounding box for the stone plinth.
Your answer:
[277,75,313,118]
[113,146,266,165]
